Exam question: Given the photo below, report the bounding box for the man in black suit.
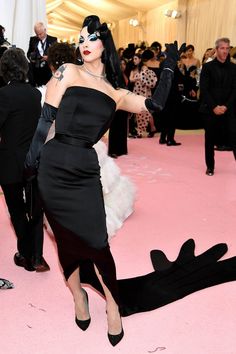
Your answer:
[0,47,49,271]
[199,37,236,176]
[27,22,57,86]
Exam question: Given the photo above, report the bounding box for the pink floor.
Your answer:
[1,132,236,354]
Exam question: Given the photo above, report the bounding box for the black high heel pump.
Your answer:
[108,327,124,346]
[75,289,91,331]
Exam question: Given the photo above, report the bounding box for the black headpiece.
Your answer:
[82,15,110,41]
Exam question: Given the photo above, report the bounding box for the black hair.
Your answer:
[132,53,144,72]
[139,41,147,50]
[0,47,29,83]
[150,41,162,51]
[185,44,195,52]
[142,49,154,61]
[117,47,124,56]
[81,15,125,88]
[47,42,76,70]
[122,47,135,60]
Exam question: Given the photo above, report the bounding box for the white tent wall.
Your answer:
[186,0,236,59]
[117,0,185,49]
[0,0,46,53]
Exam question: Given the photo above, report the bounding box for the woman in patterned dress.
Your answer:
[129,54,157,137]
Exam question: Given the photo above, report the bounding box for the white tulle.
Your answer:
[38,86,136,239]
[95,140,136,239]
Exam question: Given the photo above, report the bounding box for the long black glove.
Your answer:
[24,103,57,174]
[145,41,186,113]
[118,238,236,317]
[79,239,236,317]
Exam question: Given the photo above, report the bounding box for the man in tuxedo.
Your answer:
[27,22,57,86]
[0,47,49,272]
[199,37,236,176]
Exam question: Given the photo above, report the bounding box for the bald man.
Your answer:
[27,22,57,86]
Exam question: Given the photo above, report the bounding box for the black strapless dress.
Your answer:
[37,86,236,317]
[38,87,119,302]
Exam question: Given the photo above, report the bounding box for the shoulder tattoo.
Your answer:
[126,91,135,96]
[52,64,67,82]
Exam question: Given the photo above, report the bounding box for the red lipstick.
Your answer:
[83,50,91,55]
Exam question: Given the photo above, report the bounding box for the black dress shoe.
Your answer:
[159,139,167,144]
[75,289,91,331]
[108,328,124,346]
[206,168,214,176]
[167,140,181,146]
[147,130,157,138]
[14,252,35,272]
[32,257,50,272]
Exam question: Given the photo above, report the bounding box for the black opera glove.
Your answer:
[25,103,57,170]
[145,68,174,113]
[145,41,187,113]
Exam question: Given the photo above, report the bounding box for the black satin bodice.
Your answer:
[55,86,116,144]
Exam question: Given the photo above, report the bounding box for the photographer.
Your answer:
[27,22,57,87]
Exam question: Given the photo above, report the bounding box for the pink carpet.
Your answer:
[1,132,236,354]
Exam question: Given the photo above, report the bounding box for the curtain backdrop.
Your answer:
[117,0,186,49]
[186,0,236,59]
[117,0,236,59]
[0,0,46,53]
[1,0,236,61]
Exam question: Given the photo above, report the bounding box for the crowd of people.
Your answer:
[1,16,236,347]
[116,39,236,151]
[114,36,236,176]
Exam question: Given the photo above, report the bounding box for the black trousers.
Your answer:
[1,181,44,260]
[160,101,180,142]
[203,113,230,169]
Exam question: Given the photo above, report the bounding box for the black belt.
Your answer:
[54,133,93,148]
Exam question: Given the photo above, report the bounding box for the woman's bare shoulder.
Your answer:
[45,64,80,106]
[49,63,77,83]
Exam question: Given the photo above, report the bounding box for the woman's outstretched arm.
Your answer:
[117,42,185,114]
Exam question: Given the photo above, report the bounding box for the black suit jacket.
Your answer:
[27,34,57,86]
[0,82,41,184]
[199,58,236,116]
[27,34,57,61]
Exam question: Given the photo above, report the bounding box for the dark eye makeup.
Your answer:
[79,32,100,44]
[88,33,99,41]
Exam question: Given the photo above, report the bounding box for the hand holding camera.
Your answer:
[30,51,47,68]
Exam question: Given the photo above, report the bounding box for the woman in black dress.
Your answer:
[25,15,178,346]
